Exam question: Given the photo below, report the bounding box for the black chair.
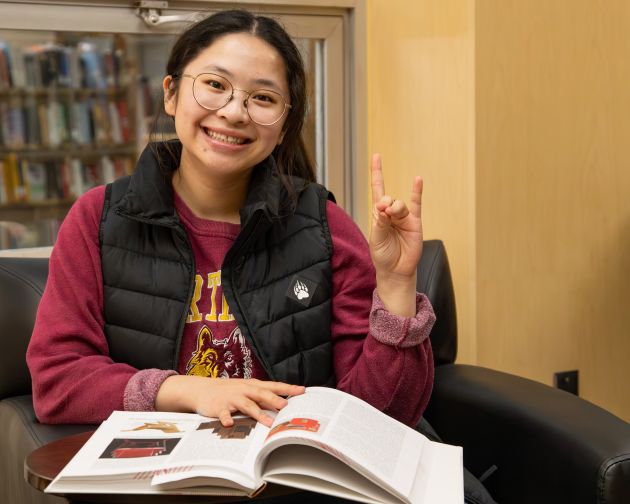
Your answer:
[1,240,629,503]
[418,241,630,504]
[0,255,93,504]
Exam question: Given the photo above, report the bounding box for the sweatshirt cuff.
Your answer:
[123,369,178,412]
[369,290,436,348]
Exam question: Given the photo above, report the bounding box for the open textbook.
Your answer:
[46,387,463,504]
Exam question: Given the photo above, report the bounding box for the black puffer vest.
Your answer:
[99,143,335,386]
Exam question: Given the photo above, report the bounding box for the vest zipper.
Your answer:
[222,210,276,380]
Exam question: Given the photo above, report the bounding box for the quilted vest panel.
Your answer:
[100,181,195,370]
[222,184,334,386]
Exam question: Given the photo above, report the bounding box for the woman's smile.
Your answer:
[202,127,251,145]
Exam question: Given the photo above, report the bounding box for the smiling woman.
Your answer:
[26,9,436,503]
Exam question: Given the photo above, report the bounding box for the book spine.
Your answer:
[10,99,26,147]
[58,158,71,199]
[5,154,20,202]
[108,100,123,143]
[79,44,106,89]
[57,46,71,88]
[15,157,28,201]
[0,158,6,203]
[9,44,25,88]
[0,43,11,89]
[117,98,131,142]
[101,155,115,184]
[37,102,50,146]
[24,160,46,202]
[24,96,40,146]
[0,101,7,147]
[69,158,84,198]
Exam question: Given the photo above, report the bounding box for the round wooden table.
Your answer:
[26,431,94,492]
[25,431,297,503]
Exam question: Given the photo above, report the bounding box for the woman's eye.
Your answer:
[208,80,225,90]
[251,93,275,104]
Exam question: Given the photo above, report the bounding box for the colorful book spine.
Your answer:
[0,158,6,203]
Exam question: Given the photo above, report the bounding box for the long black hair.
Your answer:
[154,9,315,195]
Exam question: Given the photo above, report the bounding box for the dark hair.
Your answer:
[154,9,315,195]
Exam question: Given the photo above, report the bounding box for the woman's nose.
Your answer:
[217,90,250,123]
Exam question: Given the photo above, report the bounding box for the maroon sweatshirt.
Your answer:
[27,185,435,427]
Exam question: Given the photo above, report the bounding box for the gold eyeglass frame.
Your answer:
[178,73,292,126]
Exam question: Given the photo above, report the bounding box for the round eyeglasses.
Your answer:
[177,73,291,126]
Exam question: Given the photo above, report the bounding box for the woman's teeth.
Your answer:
[204,128,248,145]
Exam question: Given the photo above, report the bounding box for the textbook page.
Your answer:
[150,414,269,492]
[46,410,267,495]
[255,387,429,503]
[263,444,406,504]
[46,411,205,493]
[409,440,464,504]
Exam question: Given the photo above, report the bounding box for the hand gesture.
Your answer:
[156,376,305,427]
[370,153,424,279]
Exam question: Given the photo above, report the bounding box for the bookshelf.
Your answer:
[0,30,161,249]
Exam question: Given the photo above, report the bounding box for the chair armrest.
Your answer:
[425,364,630,504]
[0,258,49,399]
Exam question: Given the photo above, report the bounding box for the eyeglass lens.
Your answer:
[192,73,288,125]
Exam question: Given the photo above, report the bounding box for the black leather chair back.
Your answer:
[418,240,457,365]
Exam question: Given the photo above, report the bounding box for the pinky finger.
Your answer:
[409,176,423,218]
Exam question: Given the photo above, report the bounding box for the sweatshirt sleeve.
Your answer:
[26,187,173,424]
[327,200,435,427]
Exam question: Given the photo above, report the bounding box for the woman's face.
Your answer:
[164,33,290,181]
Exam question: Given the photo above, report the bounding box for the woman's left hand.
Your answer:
[369,153,424,316]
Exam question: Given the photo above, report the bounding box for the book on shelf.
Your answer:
[1,154,21,203]
[1,92,71,148]
[0,155,133,204]
[0,217,61,249]
[0,42,12,88]
[0,158,6,203]
[45,387,463,504]
[23,160,46,201]
[78,41,107,90]
[0,98,25,148]
[108,100,123,143]
[47,100,70,146]
[37,103,50,146]
[117,98,131,142]
[23,96,40,146]
[0,37,125,92]
[0,102,5,146]
[7,44,26,89]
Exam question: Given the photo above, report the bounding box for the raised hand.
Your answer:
[156,375,305,427]
[369,153,424,316]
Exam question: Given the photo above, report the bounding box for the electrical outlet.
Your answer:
[554,370,579,395]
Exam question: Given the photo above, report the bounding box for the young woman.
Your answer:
[26,9,435,431]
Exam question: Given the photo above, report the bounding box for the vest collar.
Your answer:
[117,141,296,226]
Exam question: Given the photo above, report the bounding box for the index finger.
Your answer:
[371,153,385,204]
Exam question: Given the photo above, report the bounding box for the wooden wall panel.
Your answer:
[476,0,630,420]
[366,0,477,363]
